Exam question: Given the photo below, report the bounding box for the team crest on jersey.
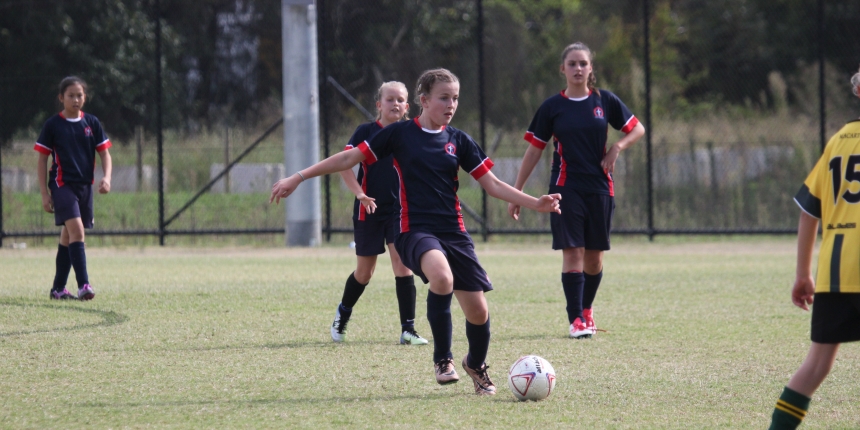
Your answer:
[445,142,456,156]
[84,126,93,137]
[593,107,604,118]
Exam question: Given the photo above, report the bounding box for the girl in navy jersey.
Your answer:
[508,42,645,339]
[272,68,561,395]
[35,76,112,301]
[330,81,428,346]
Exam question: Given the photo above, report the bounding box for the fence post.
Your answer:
[478,0,488,242]
[0,141,3,248]
[643,0,654,241]
[156,0,165,246]
[136,126,143,192]
[318,0,331,242]
[818,0,826,153]
[224,126,231,194]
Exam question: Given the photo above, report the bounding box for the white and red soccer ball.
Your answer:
[507,355,557,401]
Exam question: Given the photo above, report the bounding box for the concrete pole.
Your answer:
[282,0,321,246]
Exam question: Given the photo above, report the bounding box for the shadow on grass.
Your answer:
[75,391,518,409]
[0,297,129,337]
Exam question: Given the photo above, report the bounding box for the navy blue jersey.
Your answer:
[524,89,638,196]
[343,121,400,221]
[357,118,494,233]
[34,111,112,186]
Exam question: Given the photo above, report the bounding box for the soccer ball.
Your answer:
[507,355,557,401]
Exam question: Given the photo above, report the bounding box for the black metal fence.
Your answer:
[2,0,859,247]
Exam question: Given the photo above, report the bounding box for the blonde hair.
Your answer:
[375,81,409,121]
[560,42,600,97]
[852,66,860,97]
[414,68,459,114]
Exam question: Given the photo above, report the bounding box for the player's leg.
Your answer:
[330,255,376,343]
[562,247,589,338]
[64,217,94,300]
[455,290,495,395]
[769,342,839,430]
[50,226,74,300]
[581,192,613,336]
[68,184,95,300]
[445,232,495,395]
[390,244,427,345]
[553,187,590,338]
[582,250,604,334]
[419,248,460,384]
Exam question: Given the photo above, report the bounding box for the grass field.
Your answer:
[2,237,859,429]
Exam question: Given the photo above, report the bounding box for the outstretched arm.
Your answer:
[507,144,543,220]
[339,168,376,214]
[270,147,366,204]
[792,211,819,311]
[477,170,560,214]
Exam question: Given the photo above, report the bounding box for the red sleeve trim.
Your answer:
[34,143,52,155]
[343,144,354,151]
[469,158,494,180]
[357,141,378,165]
[621,116,639,134]
[524,132,547,149]
[96,139,112,152]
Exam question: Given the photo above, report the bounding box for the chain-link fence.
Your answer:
[2,0,859,246]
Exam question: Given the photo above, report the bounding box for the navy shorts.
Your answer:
[810,293,860,344]
[550,186,614,251]
[395,230,493,292]
[353,212,399,256]
[50,182,94,228]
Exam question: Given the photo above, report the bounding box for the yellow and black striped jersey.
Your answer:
[795,119,860,293]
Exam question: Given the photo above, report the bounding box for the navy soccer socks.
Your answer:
[68,241,89,288]
[582,270,603,310]
[341,272,367,309]
[426,290,453,363]
[561,271,585,323]
[52,244,72,291]
[769,386,810,429]
[395,275,417,331]
[465,316,491,369]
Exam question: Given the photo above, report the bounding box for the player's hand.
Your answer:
[507,202,521,221]
[791,275,815,311]
[270,174,303,204]
[535,193,561,214]
[98,177,111,194]
[601,146,620,174]
[41,193,54,213]
[356,193,377,214]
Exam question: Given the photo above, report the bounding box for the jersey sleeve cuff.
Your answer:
[34,142,52,155]
[524,132,548,149]
[356,141,378,165]
[96,139,112,152]
[794,184,822,219]
[621,116,639,134]
[469,157,494,180]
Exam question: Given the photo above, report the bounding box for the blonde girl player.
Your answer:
[330,81,428,346]
[35,76,112,300]
[768,68,860,430]
[508,42,645,338]
[272,68,561,395]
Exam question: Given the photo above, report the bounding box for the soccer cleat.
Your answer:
[569,317,591,339]
[330,307,349,342]
[400,329,429,345]
[583,308,596,335]
[77,284,95,301]
[461,355,496,395]
[50,289,77,300]
[434,358,460,385]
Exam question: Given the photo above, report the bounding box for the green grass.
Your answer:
[1,238,859,428]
